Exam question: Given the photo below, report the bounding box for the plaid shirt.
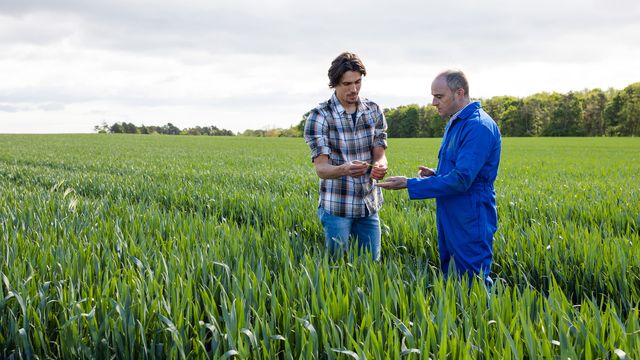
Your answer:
[304,93,388,218]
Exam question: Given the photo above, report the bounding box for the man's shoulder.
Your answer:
[462,108,500,137]
[359,97,381,112]
[461,102,493,122]
[477,108,498,126]
[309,98,335,117]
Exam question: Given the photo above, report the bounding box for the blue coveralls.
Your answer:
[407,101,501,284]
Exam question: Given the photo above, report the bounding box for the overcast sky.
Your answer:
[1,0,639,134]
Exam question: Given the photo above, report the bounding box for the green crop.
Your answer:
[0,134,638,359]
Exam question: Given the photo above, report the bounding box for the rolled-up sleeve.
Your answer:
[373,107,388,149]
[304,110,331,161]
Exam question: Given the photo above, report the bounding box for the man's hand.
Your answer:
[370,163,388,180]
[417,166,435,178]
[374,176,408,190]
[345,161,369,177]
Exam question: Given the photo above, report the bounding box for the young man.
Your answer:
[304,52,388,261]
[377,70,502,285]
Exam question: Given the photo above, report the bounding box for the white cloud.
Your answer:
[1,0,639,133]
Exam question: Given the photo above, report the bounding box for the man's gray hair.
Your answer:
[440,70,469,98]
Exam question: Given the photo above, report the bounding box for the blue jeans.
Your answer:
[317,207,381,261]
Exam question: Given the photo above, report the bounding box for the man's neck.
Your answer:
[450,99,472,119]
[454,99,471,114]
[339,99,358,114]
[344,104,357,113]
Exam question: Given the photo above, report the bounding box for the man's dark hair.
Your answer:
[442,69,470,98]
[328,52,367,88]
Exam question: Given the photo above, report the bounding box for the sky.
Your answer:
[1,0,639,134]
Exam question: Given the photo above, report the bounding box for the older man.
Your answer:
[377,70,501,285]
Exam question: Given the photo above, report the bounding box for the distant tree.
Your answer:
[618,82,640,136]
[279,126,301,137]
[184,126,202,135]
[399,105,420,137]
[604,89,625,136]
[110,122,124,133]
[94,121,109,133]
[241,129,266,137]
[386,104,446,138]
[519,97,538,136]
[265,128,281,137]
[146,125,162,134]
[179,125,234,136]
[582,89,607,136]
[384,107,401,138]
[123,122,137,134]
[162,123,181,135]
[424,106,446,137]
[297,113,308,134]
[518,97,542,136]
[485,96,529,136]
[543,92,584,136]
[416,106,438,137]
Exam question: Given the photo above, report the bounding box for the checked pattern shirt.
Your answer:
[304,93,388,218]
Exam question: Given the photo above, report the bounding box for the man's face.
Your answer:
[335,70,362,107]
[431,76,463,118]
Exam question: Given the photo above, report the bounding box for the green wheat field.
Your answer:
[1,134,639,359]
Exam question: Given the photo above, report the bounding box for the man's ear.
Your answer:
[456,88,465,98]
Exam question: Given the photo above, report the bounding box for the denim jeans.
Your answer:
[317,207,381,261]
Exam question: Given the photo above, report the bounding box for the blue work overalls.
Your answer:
[407,101,501,284]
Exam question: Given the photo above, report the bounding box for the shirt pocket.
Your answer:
[362,115,376,132]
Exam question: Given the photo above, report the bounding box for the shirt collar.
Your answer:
[330,92,366,114]
[449,101,481,121]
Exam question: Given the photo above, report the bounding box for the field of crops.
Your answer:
[1,134,639,359]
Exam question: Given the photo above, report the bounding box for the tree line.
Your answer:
[95,81,639,138]
[94,122,235,136]
[94,121,305,137]
[384,82,640,137]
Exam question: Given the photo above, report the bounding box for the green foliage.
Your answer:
[617,83,640,136]
[542,92,585,136]
[385,82,640,137]
[485,96,529,136]
[0,135,639,358]
[101,122,235,136]
[385,105,444,138]
[582,89,607,136]
[240,124,302,137]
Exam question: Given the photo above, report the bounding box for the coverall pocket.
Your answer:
[466,192,479,234]
[446,193,475,229]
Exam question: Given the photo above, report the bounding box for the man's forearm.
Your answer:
[372,147,387,165]
[315,161,347,179]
